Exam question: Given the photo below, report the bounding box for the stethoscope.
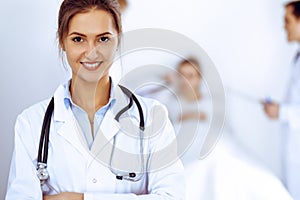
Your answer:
[37,85,145,190]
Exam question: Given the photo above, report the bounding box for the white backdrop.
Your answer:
[0,0,295,199]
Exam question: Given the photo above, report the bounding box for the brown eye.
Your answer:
[99,36,110,42]
[72,36,83,43]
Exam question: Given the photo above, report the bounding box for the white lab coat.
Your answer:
[279,51,300,200]
[5,82,185,200]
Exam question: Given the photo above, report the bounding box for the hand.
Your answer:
[43,192,83,200]
[262,101,279,119]
[179,111,207,121]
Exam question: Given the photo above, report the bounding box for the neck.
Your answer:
[70,76,111,113]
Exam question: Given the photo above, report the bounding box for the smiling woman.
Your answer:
[63,10,118,82]
[58,1,121,138]
[5,0,185,199]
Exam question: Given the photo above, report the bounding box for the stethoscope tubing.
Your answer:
[37,85,146,185]
[37,97,54,165]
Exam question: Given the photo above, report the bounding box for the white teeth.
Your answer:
[82,62,101,69]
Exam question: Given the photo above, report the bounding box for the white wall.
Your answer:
[0,0,65,199]
[0,0,294,198]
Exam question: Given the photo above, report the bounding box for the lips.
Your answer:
[80,61,102,71]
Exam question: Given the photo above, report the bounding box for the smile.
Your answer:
[80,61,102,71]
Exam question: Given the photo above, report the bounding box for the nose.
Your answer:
[85,42,101,61]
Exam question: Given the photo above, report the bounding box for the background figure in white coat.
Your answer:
[144,58,294,200]
[5,0,184,199]
[263,1,300,199]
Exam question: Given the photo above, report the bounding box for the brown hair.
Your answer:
[117,0,128,13]
[57,0,122,49]
[285,1,300,19]
[177,57,202,77]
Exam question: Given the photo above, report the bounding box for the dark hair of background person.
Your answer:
[285,1,300,18]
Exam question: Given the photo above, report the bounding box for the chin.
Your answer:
[287,35,296,42]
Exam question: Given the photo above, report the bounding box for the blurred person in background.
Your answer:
[142,57,293,200]
[157,58,212,165]
[263,1,300,199]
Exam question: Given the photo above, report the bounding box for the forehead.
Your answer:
[178,63,198,73]
[286,6,296,18]
[68,9,116,34]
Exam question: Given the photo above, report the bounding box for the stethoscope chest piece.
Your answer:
[37,162,49,182]
[37,85,146,183]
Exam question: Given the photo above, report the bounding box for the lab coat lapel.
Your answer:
[91,109,120,155]
[56,111,90,153]
[53,84,89,155]
[91,85,128,155]
[52,82,130,157]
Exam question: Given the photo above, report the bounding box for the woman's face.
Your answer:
[177,63,201,91]
[285,6,300,42]
[62,9,119,83]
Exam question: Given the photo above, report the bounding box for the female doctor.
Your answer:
[5,0,184,199]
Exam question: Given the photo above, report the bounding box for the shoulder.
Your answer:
[114,84,169,120]
[13,98,52,157]
[18,98,51,120]
[18,81,69,125]
[134,94,169,120]
[15,82,67,137]
[18,82,68,120]
[134,94,175,141]
[15,98,52,142]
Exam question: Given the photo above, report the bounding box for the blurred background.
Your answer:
[0,0,296,199]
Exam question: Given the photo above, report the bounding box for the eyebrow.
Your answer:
[68,32,114,37]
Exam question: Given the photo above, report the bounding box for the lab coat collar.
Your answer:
[91,109,120,154]
[53,78,120,122]
[91,84,130,153]
[51,82,88,154]
[91,85,135,154]
[52,79,131,154]
[53,83,69,122]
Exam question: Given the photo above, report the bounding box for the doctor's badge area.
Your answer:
[66,28,225,180]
